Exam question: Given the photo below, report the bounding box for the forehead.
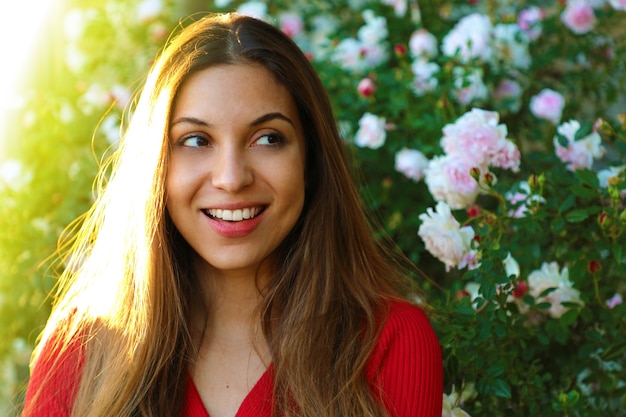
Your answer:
[171,63,298,120]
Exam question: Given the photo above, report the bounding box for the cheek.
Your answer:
[165,159,195,208]
[284,166,306,215]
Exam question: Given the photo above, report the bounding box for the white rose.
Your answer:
[411,58,440,96]
[492,23,532,70]
[418,201,475,271]
[215,0,234,7]
[354,113,386,149]
[0,159,33,192]
[358,10,388,44]
[503,253,520,278]
[527,262,584,318]
[394,148,429,181]
[136,0,163,22]
[554,120,605,171]
[332,38,365,72]
[597,166,625,188]
[409,29,438,59]
[236,1,268,20]
[442,393,473,417]
[442,13,493,63]
[452,67,488,105]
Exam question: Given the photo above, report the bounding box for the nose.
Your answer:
[211,147,253,192]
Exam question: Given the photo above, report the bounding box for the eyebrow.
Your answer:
[170,112,296,128]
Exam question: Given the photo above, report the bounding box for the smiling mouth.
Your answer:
[202,207,265,222]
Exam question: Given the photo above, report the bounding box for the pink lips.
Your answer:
[203,209,264,238]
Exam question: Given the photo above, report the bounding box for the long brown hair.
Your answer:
[25,13,418,417]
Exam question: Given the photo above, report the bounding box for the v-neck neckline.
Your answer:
[185,364,274,417]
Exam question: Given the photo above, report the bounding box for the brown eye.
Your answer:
[255,133,284,146]
[180,134,210,147]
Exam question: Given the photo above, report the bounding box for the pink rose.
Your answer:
[492,79,523,112]
[441,108,520,171]
[517,6,545,40]
[425,154,483,209]
[279,12,304,38]
[606,293,623,309]
[357,77,377,97]
[354,112,386,149]
[561,1,596,35]
[394,148,429,181]
[505,182,545,218]
[491,140,521,172]
[529,88,565,125]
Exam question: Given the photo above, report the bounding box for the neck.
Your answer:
[193,257,269,346]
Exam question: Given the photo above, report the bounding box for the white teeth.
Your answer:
[207,207,262,222]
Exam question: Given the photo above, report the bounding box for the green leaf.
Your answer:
[480,282,496,300]
[455,304,476,316]
[560,308,580,326]
[558,194,576,213]
[492,379,512,398]
[574,122,593,140]
[552,216,565,232]
[574,169,600,188]
[538,287,557,298]
[446,353,459,378]
[600,341,626,361]
[565,209,589,223]
[613,244,623,264]
[615,140,626,155]
[536,302,552,310]
[487,363,505,378]
[566,390,580,406]
[570,184,597,199]
[556,133,569,148]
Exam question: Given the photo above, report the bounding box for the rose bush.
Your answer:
[1,0,625,415]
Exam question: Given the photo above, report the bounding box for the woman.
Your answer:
[23,13,442,417]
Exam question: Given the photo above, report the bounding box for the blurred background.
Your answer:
[2,0,625,415]
[0,1,209,412]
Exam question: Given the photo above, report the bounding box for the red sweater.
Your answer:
[25,301,443,416]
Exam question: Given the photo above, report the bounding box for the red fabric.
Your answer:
[23,333,85,417]
[24,301,442,417]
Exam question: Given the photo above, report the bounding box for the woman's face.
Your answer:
[166,63,306,279]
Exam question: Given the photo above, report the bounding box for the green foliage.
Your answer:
[2,0,626,415]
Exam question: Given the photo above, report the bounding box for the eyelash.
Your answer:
[175,132,285,148]
[255,132,285,146]
[178,134,209,147]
